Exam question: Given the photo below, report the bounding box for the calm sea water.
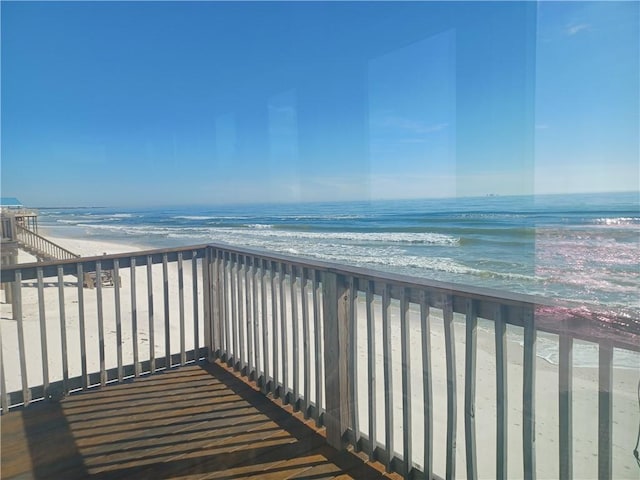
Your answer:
[38,192,640,351]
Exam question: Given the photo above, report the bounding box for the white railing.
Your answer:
[0,243,638,480]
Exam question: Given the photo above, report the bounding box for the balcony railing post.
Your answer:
[202,246,214,362]
[321,271,351,450]
[209,248,224,358]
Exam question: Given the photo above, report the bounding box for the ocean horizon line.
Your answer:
[27,189,640,211]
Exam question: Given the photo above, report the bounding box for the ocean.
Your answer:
[38,191,640,349]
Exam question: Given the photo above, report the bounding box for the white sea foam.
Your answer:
[76,223,459,245]
[594,217,640,225]
[226,228,460,245]
[172,215,219,220]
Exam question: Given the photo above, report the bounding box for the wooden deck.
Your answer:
[1,362,399,480]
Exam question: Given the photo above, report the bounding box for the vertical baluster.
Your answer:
[382,283,393,471]
[0,318,6,412]
[131,257,139,376]
[57,266,68,394]
[420,291,433,480]
[301,267,311,418]
[147,256,155,373]
[271,262,279,396]
[366,280,377,461]
[349,277,360,450]
[261,259,269,393]
[37,267,49,393]
[192,252,200,360]
[465,299,478,480]
[279,262,288,401]
[114,259,123,381]
[598,342,613,480]
[245,255,253,376]
[96,261,106,386]
[223,253,231,363]
[163,254,171,368]
[203,248,213,359]
[523,308,536,480]
[76,264,88,389]
[312,269,322,426]
[289,264,300,404]
[400,287,411,474]
[443,295,456,480]
[15,270,29,404]
[559,334,573,480]
[252,257,260,379]
[229,254,237,367]
[211,249,223,359]
[291,264,299,409]
[238,255,245,373]
[178,252,185,366]
[495,305,508,480]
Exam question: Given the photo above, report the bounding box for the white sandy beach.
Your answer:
[1,234,638,479]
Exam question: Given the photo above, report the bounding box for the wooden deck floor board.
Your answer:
[1,361,399,480]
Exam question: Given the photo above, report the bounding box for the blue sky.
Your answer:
[1,1,638,207]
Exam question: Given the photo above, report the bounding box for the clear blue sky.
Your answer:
[1,1,638,207]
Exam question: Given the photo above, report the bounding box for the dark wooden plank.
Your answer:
[1,363,395,480]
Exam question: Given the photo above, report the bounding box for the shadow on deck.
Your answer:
[1,362,399,480]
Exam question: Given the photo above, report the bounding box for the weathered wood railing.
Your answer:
[1,243,638,480]
[15,224,79,261]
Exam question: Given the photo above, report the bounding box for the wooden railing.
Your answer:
[0,243,638,480]
[15,224,79,261]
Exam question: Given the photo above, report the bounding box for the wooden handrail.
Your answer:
[14,224,79,261]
